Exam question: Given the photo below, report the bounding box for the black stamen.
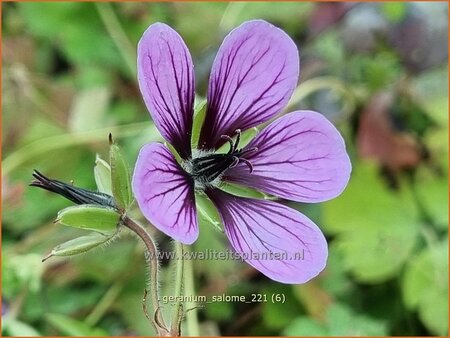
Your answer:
[30,170,116,209]
[189,130,258,187]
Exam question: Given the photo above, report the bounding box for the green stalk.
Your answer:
[86,282,123,326]
[170,241,185,335]
[184,246,200,336]
[3,122,158,176]
[122,216,169,336]
[95,3,136,78]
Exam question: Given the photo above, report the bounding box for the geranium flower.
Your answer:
[133,20,351,283]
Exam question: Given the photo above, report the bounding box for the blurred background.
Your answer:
[2,2,448,336]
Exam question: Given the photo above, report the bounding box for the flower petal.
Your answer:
[138,23,195,159]
[225,111,352,202]
[199,20,299,150]
[132,143,198,244]
[207,190,327,284]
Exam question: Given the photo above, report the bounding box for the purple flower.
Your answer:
[133,20,351,283]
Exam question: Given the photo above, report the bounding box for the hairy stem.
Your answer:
[122,216,169,336]
[170,242,185,335]
[184,246,200,336]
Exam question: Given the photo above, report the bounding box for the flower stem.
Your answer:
[122,216,169,336]
[184,246,200,336]
[170,241,184,335]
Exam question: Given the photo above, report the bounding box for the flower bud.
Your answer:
[42,232,113,262]
[30,170,116,208]
[56,205,120,234]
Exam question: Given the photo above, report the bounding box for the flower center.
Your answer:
[184,129,257,190]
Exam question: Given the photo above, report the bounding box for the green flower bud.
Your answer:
[42,232,113,262]
[56,204,120,234]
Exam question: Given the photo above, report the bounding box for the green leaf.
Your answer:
[116,284,157,336]
[45,313,108,336]
[322,162,421,282]
[191,98,207,149]
[327,303,388,336]
[109,136,133,210]
[43,232,113,261]
[414,167,448,229]
[319,245,354,298]
[402,240,448,335]
[2,316,42,336]
[18,3,126,73]
[284,303,388,336]
[94,155,112,195]
[2,254,44,297]
[262,285,299,330]
[382,2,407,23]
[419,287,448,336]
[22,284,105,322]
[414,66,448,125]
[204,301,233,322]
[56,205,120,234]
[284,317,328,336]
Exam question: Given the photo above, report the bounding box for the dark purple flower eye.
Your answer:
[133,20,351,284]
[183,129,258,190]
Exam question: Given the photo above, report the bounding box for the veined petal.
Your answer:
[199,20,299,150]
[138,23,195,159]
[132,143,198,244]
[207,190,327,284]
[224,111,351,203]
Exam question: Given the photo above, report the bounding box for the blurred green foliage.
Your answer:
[2,2,448,336]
